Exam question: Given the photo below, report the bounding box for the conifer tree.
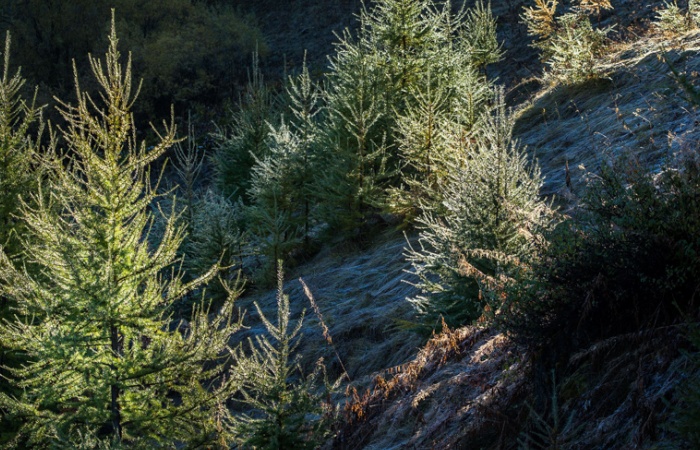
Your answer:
[285,59,322,246]
[172,112,204,231]
[388,80,452,219]
[0,30,48,439]
[0,31,44,262]
[0,18,241,447]
[180,190,247,309]
[406,88,556,327]
[316,30,389,233]
[213,52,278,202]
[248,60,324,260]
[522,0,613,82]
[463,1,504,71]
[365,0,432,110]
[317,0,500,228]
[229,268,334,449]
[247,120,305,282]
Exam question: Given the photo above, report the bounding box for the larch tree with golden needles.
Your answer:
[0,16,242,448]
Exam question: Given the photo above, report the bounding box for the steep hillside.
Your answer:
[515,30,700,200]
[235,233,425,385]
[5,0,700,447]
[226,22,700,450]
[317,28,700,450]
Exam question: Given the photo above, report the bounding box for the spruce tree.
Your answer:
[247,60,324,266]
[247,119,304,282]
[521,0,613,82]
[388,80,452,219]
[316,29,388,233]
[213,52,278,202]
[317,0,499,229]
[285,59,322,247]
[0,18,241,447]
[172,112,204,232]
[405,88,556,327]
[463,1,504,70]
[180,190,248,310]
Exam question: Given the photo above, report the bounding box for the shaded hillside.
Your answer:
[2,0,699,447]
[235,233,425,384]
[212,2,700,448]
[236,0,363,77]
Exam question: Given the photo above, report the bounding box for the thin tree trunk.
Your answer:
[110,324,123,442]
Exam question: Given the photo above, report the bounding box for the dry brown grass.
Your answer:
[334,324,529,449]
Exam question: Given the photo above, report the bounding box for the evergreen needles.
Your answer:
[406,89,556,327]
[522,0,614,82]
[0,16,242,447]
[229,267,336,449]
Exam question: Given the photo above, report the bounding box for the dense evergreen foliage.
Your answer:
[504,150,700,347]
[0,21,241,447]
[318,0,500,229]
[0,0,699,447]
[406,89,555,327]
[522,0,613,81]
[213,54,279,202]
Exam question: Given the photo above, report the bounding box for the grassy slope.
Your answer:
[235,233,425,385]
[325,28,700,450]
[231,1,700,448]
[515,31,700,201]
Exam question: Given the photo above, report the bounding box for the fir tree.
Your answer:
[0,18,241,447]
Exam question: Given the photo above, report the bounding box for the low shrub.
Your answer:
[503,150,700,349]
